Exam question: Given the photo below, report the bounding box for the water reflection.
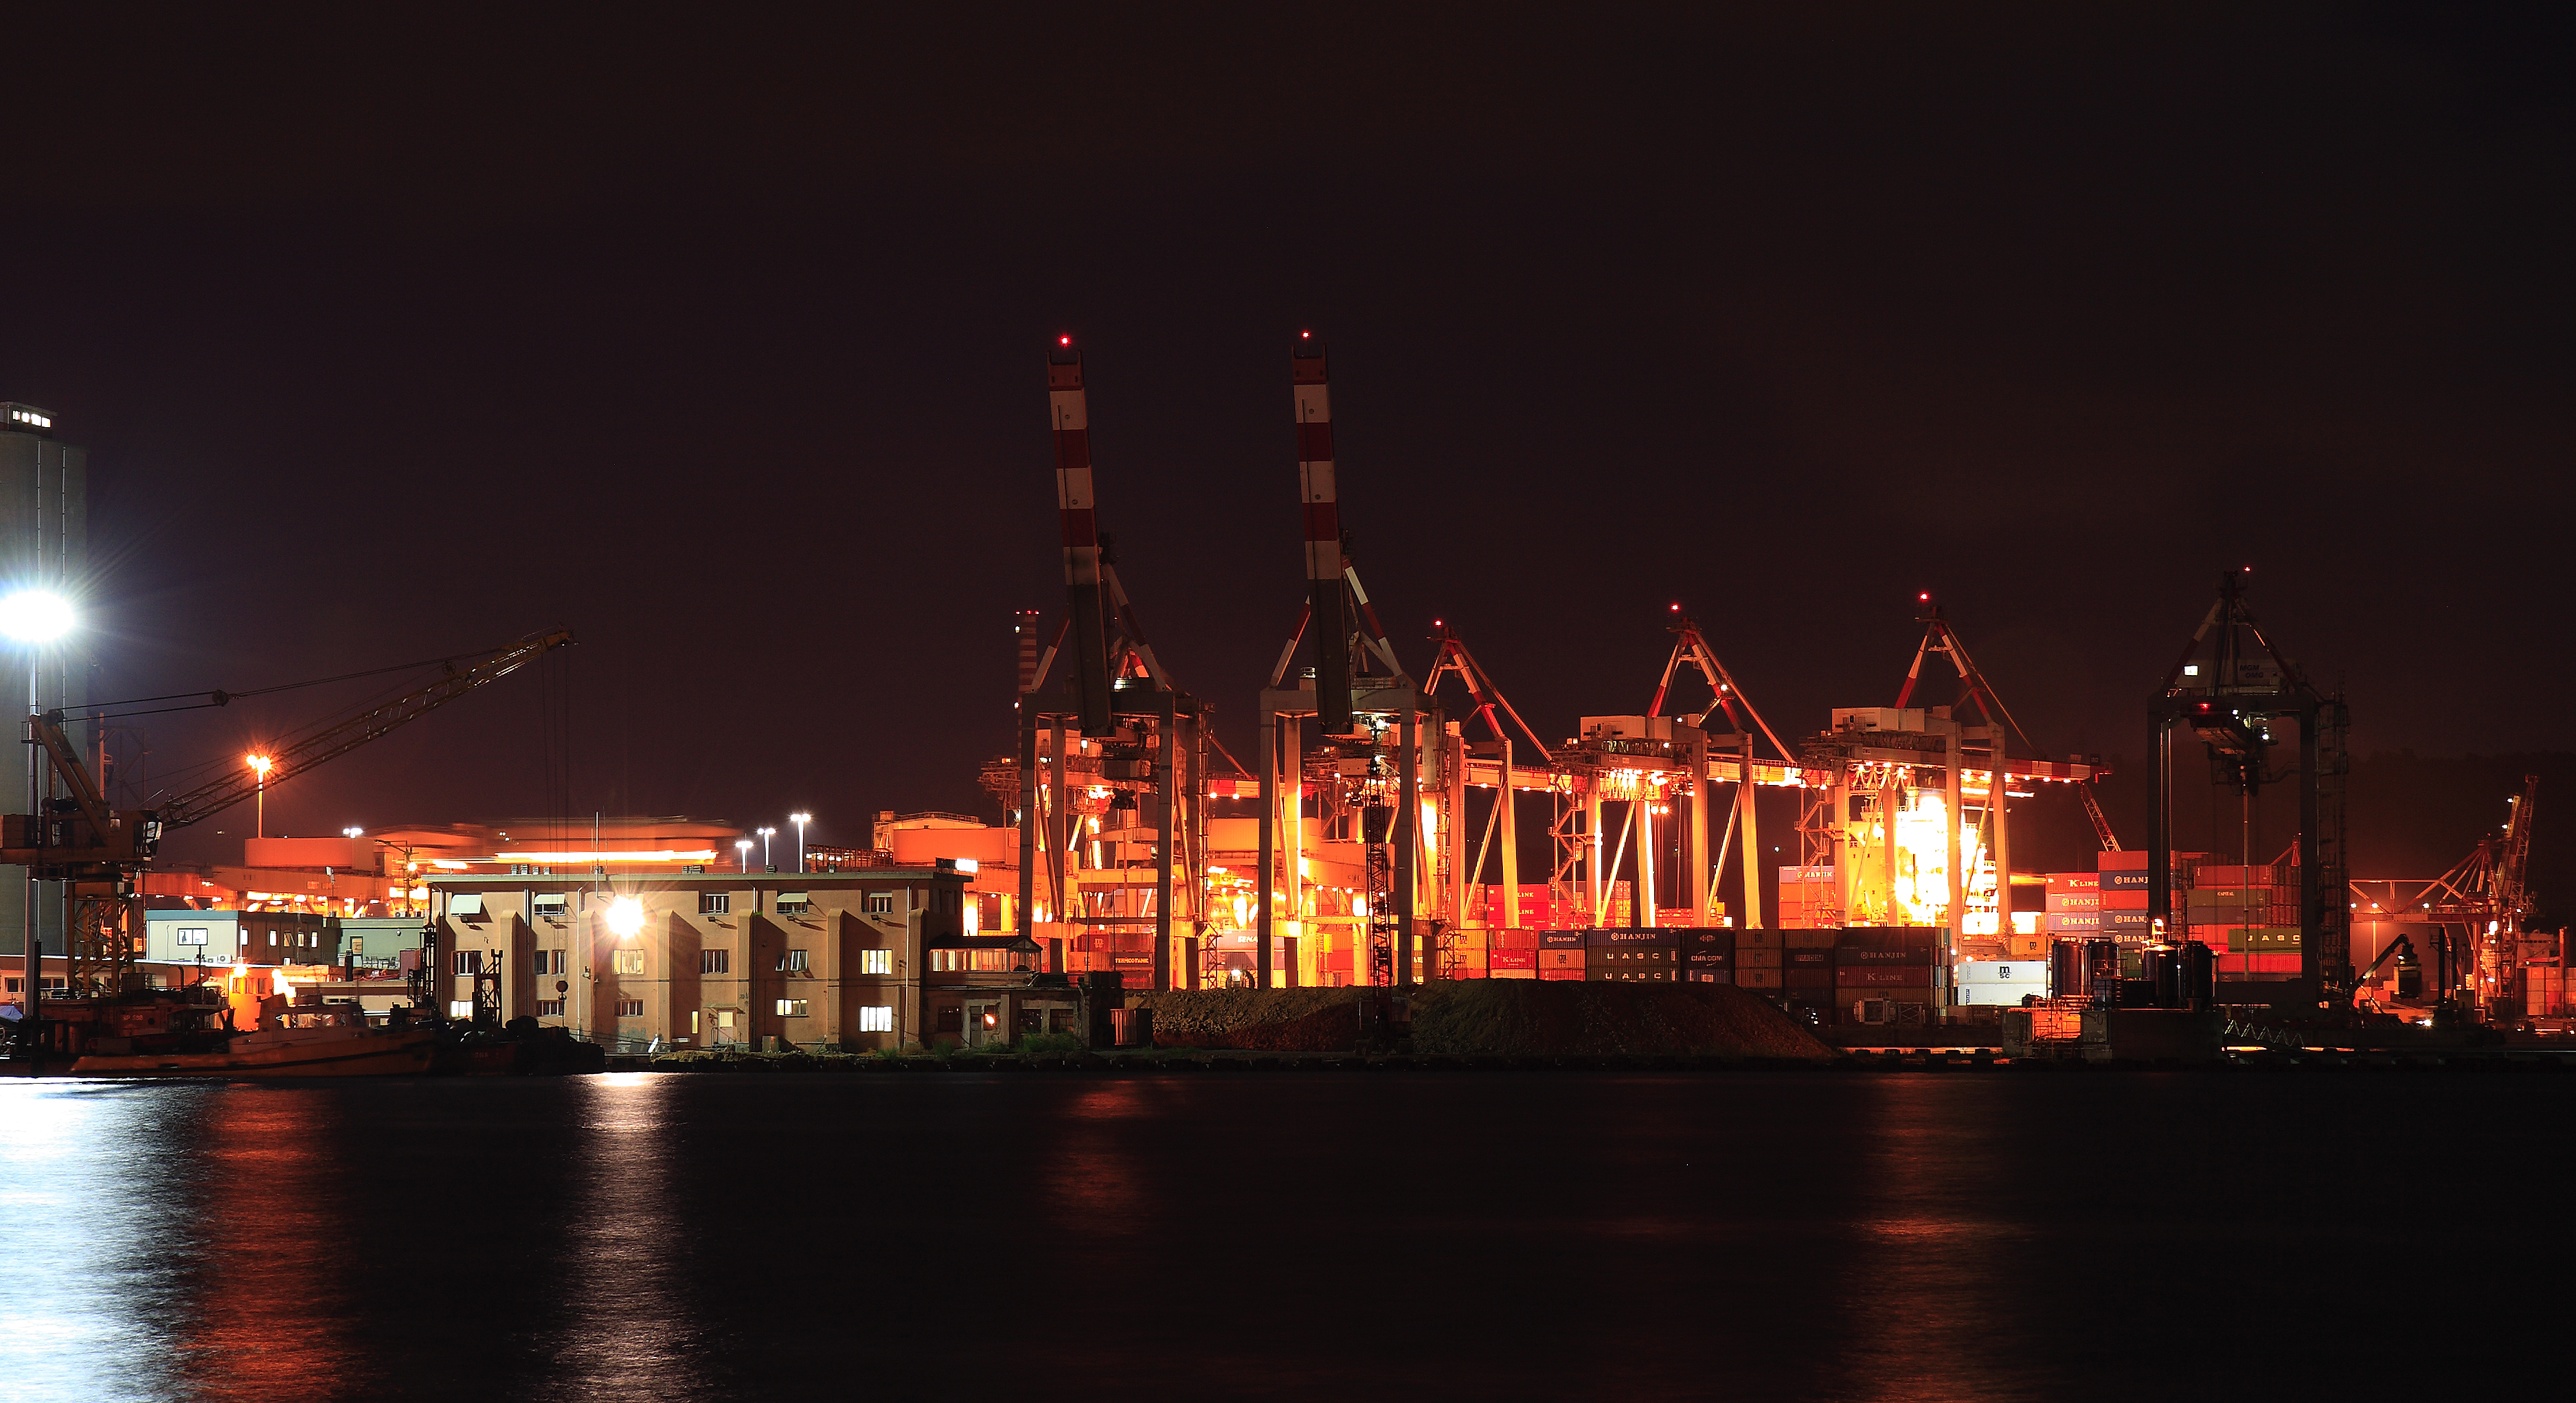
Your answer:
[548,1073,708,1398]
[0,1082,206,1402]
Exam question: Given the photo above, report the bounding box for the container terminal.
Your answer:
[0,349,2553,1069]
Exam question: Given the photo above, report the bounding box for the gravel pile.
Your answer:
[1127,988,1362,1051]
[1126,982,1832,1059]
[1409,981,1834,1059]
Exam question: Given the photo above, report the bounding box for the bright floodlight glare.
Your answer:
[606,896,645,939]
[0,589,73,643]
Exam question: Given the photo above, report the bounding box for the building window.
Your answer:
[453,950,482,975]
[859,1005,892,1032]
[449,1000,475,1017]
[776,892,810,915]
[536,999,565,1016]
[864,891,894,915]
[774,999,809,1018]
[616,999,644,1018]
[699,893,731,915]
[778,949,809,974]
[611,950,645,976]
[859,948,891,975]
[532,895,567,917]
[176,927,208,946]
[934,1005,962,1033]
[533,950,562,975]
[701,949,730,974]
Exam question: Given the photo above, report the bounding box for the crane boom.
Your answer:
[149,628,576,834]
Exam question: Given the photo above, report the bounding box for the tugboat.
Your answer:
[21,970,438,1078]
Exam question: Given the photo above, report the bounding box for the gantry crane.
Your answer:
[9,628,574,1008]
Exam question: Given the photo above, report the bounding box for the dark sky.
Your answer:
[1,8,2565,880]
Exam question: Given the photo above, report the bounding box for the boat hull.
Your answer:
[68,1028,440,1078]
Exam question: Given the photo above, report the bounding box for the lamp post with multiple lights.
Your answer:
[790,812,811,873]
[736,838,753,873]
[757,826,776,872]
[1,588,74,1068]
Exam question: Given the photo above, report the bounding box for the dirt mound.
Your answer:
[1128,988,1361,1051]
[1410,981,1834,1060]
[1126,982,1833,1059]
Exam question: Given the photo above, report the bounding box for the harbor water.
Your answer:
[1,1069,2567,1400]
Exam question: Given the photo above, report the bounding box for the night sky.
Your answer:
[3,10,2565,895]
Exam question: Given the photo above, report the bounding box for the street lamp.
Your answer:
[246,754,274,839]
[605,895,645,940]
[343,826,362,839]
[757,826,777,871]
[789,812,811,873]
[0,588,70,1071]
[735,838,753,873]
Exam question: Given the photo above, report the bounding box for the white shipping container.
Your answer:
[1954,983,2048,1006]
[1956,960,2050,984]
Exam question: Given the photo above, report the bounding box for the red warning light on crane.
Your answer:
[1300,330,1311,339]
[1059,335,1072,346]
[1919,592,1930,602]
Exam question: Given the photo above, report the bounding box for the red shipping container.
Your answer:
[2101,890,2149,911]
[1537,968,1584,981]
[1490,948,1537,970]
[2046,872,2100,892]
[2099,851,2151,872]
[1489,930,1542,950]
[1836,966,1928,988]
[1538,948,1585,970]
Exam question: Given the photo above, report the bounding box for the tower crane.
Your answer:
[8,628,576,1003]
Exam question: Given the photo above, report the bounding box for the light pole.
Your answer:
[789,812,811,873]
[757,826,776,872]
[735,838,753,874]
[1,587,74,1071]
[247,753,274,838]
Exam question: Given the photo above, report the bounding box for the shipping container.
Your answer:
[1588,967,1676,983]
[1489,967,1538,981]
[1590,948,1679,967]
[1684,969,1732,984]
[2044,891,2102,912]
[1676,930,1732,957]
[1783,929,1838,949]
[1783,968,1835,989]
[1538,948,1586,970]
[2100,889,2149,911]
[1537,930,1588,948]
[1735,946,1783,969]
[2046,871,2101,892]
[1953,983,2047,1006]
[1835,966,1929,988]
[1491,948,1537,970]
[1489,929,1543,950]
[1537,968,1585,981]
[2098,850,2151,872]
[1737,929,1783,948]
[1735,967,1783,990]
[1784,948,1833,969]
[1956,960,2049,984]
[1835,945,1931,966]
[1683,949,1731,968]
[1838,926,1942,949]
[1586,927,1682,948]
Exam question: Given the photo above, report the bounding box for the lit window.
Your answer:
[860,948,891,975]
[699,892,731,915]
[864,891,894,915]
[536,999,565,1016]
[779,949,809,974]
[774,998,809,1018]
[700,949,730,974]
[859,1005,892,1032]
[616,999,644,1018]
[612,950,645,975]
[449,1000,475,1017]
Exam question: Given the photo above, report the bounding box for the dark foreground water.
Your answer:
[1,1069,2568,1400]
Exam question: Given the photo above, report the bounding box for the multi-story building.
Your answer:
[427,864,1036,1052]
[0,401,86,961]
